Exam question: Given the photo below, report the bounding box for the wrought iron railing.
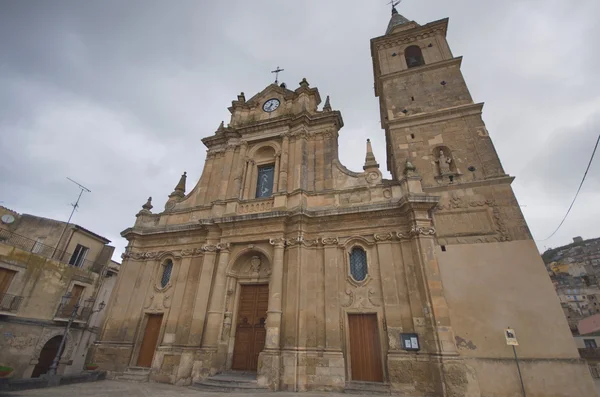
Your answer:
[54,297,95,322]
[0,228,104,272]
[0,293,24,313]
[579,347,600,359]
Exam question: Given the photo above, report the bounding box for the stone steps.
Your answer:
[114,367,151,383]
[192,371,269,393]
[345,381,391,395]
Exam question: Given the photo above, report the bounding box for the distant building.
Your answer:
[543,237,600,329]
[0,206,119,379]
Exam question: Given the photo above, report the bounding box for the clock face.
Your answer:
[263,98,280,113]
[1,214,15,224]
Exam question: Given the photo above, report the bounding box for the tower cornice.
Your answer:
[371,18,449,50]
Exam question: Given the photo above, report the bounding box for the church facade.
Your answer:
[91,8,596,396]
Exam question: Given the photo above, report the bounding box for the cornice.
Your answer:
[423,175,515,193]
[371,18,449,49]
[201,111,343,149]
[380,57,462,82]
[387,102,484,129]
[121,223,209,239]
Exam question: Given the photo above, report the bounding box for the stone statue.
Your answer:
[250,256,261,273]
[437,149,452,175]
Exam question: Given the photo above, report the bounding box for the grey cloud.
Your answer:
[0,0,598,258]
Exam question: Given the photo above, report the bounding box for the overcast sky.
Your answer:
[1,0,598,261]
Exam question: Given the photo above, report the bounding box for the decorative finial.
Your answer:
[218,121,225,131]
[323,95,332,112]
[299,78,309,88]
[363,139,380,170]
[271,66,284,84]
[137,196,153,216]
[170,172,187,198]
[403,159,418,177]
[142,197,153,211]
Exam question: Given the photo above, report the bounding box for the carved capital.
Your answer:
[269,238,286,248]
[217,242,231,252]
[374,232,394,242]
[321,237,339,246]
[410,226,436,237]
[202,244,219,252]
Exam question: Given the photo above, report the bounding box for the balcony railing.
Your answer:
[54,297,95,322]
[0,228,104,272]
[0,293,23,313]
[579,348,600,359]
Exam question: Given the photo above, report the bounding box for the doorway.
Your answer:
[231,284,268,371]
[31,335,62,378]
[348,313,384,382]
[136,313,163,367]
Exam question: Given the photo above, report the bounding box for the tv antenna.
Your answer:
[51,177,91,258]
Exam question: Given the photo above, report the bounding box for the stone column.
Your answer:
[202,243,231,347]
[374,236,403,350]
[272,153,280,193]
[230,142,248,199]
[188,245,218,345]
[323,238,342,350]
[242,159,254,200]
[278,134,289,192]
[265,238,285,349]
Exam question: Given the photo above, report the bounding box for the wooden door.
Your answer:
[231,284,269,371]
[136,314,163,367]
[31,336,62,378]
[348,313,384,382]
[65,285,84,313]
[0,268,16,294]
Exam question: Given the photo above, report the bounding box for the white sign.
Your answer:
[505,328,518,346]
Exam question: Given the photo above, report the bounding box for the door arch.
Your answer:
[31,335,62,378]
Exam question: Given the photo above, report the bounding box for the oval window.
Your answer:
[160,260,173,288]
[349,247,368,282]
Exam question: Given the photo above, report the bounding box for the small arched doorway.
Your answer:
[31,336,62,378]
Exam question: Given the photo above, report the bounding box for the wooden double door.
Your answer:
[348,313,384,382]
[231,284,269,371]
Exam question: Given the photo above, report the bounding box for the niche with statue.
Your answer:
[434,146,460,184]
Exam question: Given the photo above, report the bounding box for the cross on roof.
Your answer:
[387,0,402,11]
[271,66,284,84]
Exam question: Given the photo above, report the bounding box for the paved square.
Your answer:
[0,380,352,397]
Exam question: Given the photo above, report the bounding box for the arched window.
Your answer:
[405,45,424,68]
[349,247,368,282]
[160,260,173,288]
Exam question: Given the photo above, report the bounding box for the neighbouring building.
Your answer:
[543,236,600,332]
[90,6,596,396]
[0,206,119,379]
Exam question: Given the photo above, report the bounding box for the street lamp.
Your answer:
[47,292,105,377]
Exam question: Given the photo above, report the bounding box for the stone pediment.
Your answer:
[227,80,322,128]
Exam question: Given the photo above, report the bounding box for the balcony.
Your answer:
[0,293,23,314]
[0,228,104,272]
[54,297,95,323]
[579,348,600,360]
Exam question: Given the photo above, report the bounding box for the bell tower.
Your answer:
[371,6,505,186]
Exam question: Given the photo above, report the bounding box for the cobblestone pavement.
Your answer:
[0,380,351,397]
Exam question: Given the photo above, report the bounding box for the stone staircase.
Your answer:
[114,367,151,383]
[192,371,269,392]
[345,381,391,395]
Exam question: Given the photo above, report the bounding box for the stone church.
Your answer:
[91,7,596,396]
